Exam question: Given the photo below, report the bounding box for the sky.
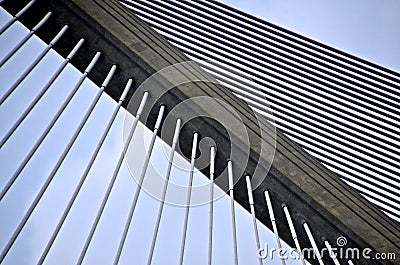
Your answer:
[221,0,400,73]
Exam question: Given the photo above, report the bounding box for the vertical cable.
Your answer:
[264,190,286,265]
[245,176,262,265]
[113,105,165,265]
[0,0,36,35]
[0,51,102,264]
[324,240,341,265]
[0,11,51,67]
[0,50,99,200]
[0,38,85,146]
[37,74,141,265]
[303,222,324,265]
[0,25,68,105]
[208,146,215,265]
[147,119,181,265]
[282,205,306,265]
[227,160,239,265]
[77,90,149,265]
[178,132,198,265]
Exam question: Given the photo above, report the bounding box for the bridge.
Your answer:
[0,0,399,264]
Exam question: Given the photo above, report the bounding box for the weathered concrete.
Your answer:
[3,0,399,264]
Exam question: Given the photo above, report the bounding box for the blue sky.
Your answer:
[222,0,400,72]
